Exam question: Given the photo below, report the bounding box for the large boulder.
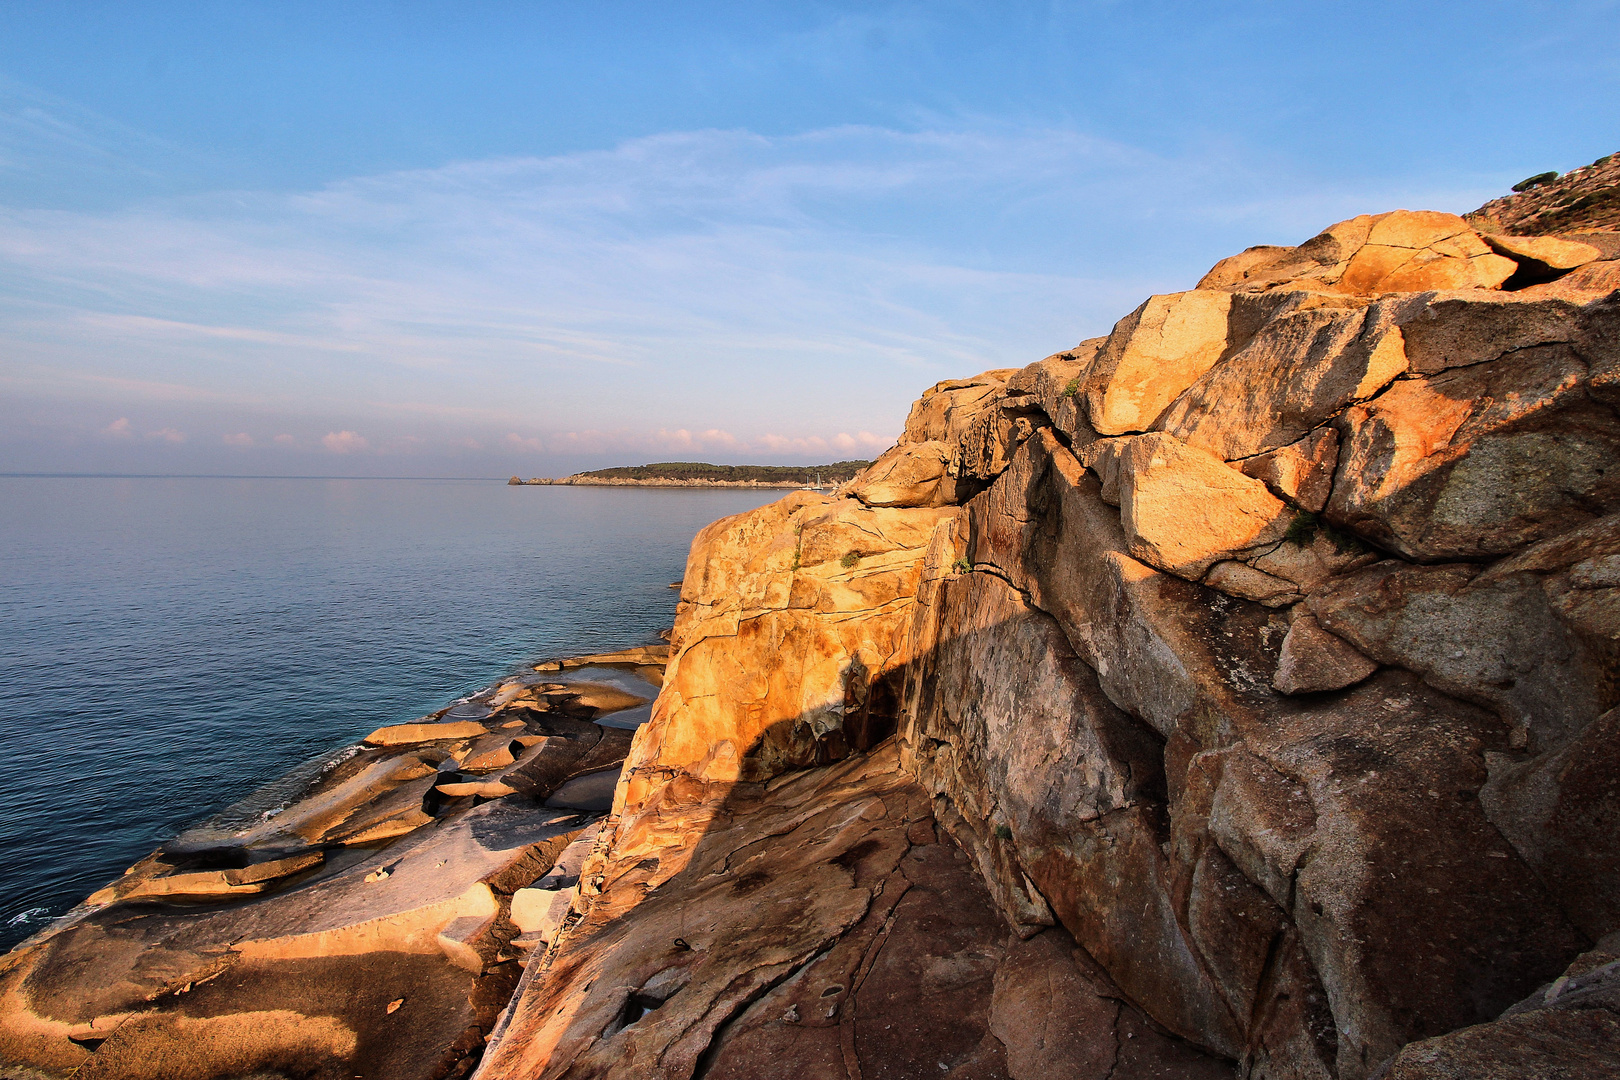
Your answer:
[1325,324,1620,561]
[897,369,1020,446]
[1081,291,1234,435]
[1197,211,1517,295]
[1115,432,1294,580]
[1156,293,1411,461]
[842,440,958,507]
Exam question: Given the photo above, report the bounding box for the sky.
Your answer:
[1,2,1616,477]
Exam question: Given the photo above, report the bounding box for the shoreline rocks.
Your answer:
[0,648,667,1080]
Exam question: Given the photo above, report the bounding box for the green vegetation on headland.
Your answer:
[509,460,872,487]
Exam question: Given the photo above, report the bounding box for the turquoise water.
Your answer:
[0,476,780,949]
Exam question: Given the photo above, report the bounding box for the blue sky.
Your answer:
[2,2,1616,476]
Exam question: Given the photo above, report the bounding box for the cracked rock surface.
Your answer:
[475,744,1228,1080]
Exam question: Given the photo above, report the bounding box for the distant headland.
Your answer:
[508,459,872,488]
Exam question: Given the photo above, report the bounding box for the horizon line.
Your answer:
[0,472,507,481]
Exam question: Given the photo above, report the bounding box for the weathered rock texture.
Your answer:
[479,189,1620,1080]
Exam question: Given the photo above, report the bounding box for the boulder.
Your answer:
[1336,211,1518,294]
[842,440,957,507]
[1396,292,1587,374]
[1194,211,1517,296]
[1076,435,1134,505]
[1327,338,1620,560]
[1158,294,1411,461]
[1238,426,1340,512]
[897,369,1020,446]
[621,491,954,797]
[1484,232,1603,272]
[1204,560,1303,607]
[1272,613,1378,695]
[1082,290,1234,435]
[1116,432,1294,580]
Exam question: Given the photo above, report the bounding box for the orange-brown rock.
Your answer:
[1082,290,1233,435]
[620,491,953,799]
[1336,211,1518,294]
[1198,211,1518,296]
[1157,293,1410,461]
[1483,231,1602,272]
[842,440,957,507]
[365,719,489,745]
[897,369,1020,445]
[1116,432,1293,580]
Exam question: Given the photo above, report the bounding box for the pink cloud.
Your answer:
[505,432,545,453]
[222,432,254,447]
[103,417,132,437]
[148,427,186,444]
[321,430,369,453]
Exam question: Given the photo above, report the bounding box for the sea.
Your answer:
[0,476,782,950]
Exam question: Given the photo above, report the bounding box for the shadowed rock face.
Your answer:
[475,744,1230,1080]
[478,200,1619,1080]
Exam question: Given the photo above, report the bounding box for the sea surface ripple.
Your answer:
[0,476,780,948]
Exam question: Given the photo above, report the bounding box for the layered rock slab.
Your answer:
[475,744,1229,1080]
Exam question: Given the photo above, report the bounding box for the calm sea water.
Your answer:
[0,476,781,949]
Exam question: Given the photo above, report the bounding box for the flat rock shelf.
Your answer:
[0,646,666,1080]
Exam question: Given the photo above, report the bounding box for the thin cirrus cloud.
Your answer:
[0,107,1504,474]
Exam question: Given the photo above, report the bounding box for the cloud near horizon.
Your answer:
[0,105,1505,475]
[320,430,369,454]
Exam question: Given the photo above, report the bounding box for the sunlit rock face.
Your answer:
[500,200,1620,1080]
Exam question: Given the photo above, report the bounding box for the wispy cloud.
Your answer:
[0,108,1502,473]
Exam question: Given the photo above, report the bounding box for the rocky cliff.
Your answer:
[479,200,1620,1079]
